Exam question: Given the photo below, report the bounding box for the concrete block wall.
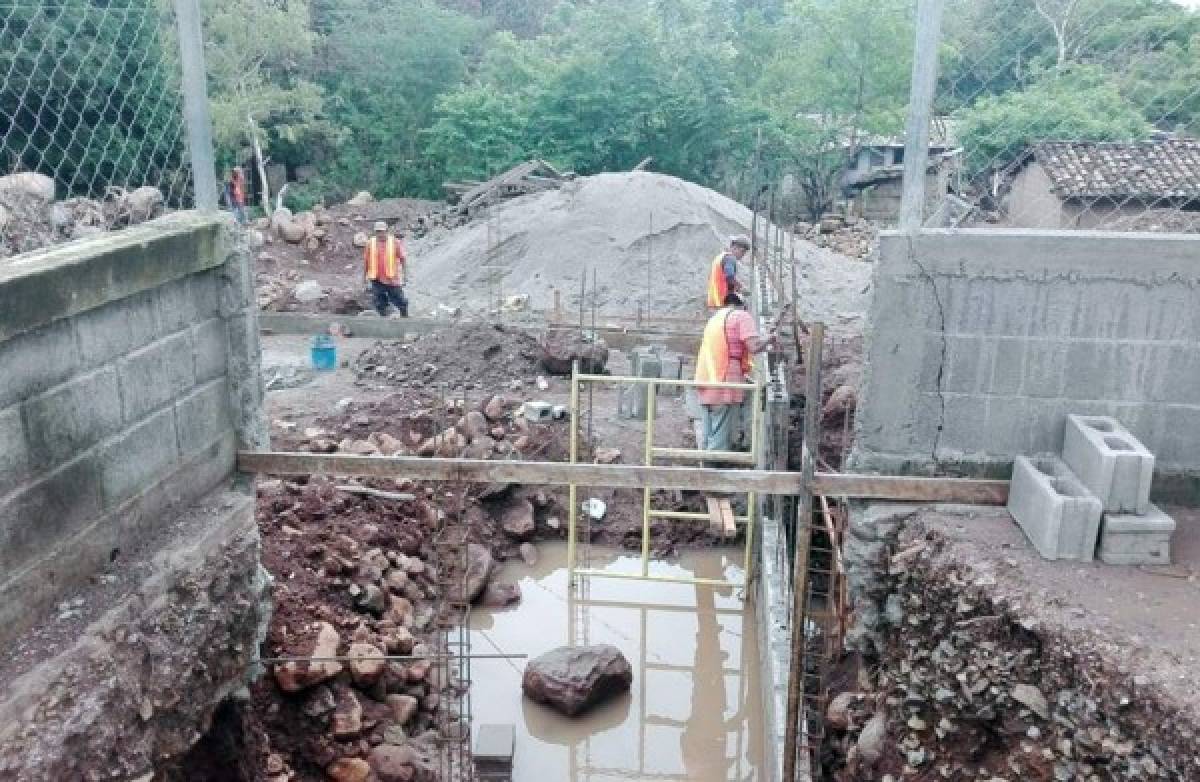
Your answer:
[851,229,1200,497]
[0,213,267,647]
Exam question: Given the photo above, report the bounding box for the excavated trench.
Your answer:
[821,503,1200,781]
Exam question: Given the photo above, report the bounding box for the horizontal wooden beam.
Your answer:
[811,473,1009,505]
[238,451,805,495]
[238,451,1010,505]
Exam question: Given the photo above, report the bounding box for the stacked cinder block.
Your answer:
[1007,414,1175,564]
[1062,415,1173,565]
[619,346,686,418]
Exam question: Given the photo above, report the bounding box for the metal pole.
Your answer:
[783,322,824,782]
[641,380,657,577]
[568,361,580,587]
[898,0,946,231]
[172,0,219,211]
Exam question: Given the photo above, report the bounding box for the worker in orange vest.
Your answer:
[225,166,247,225]
[694,291,776,452]
[705,234,751,309]
[364,221,408,317]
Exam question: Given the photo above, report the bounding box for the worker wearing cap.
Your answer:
[694,291,776,452]
[706,235,750,309]
[364,221,408,317]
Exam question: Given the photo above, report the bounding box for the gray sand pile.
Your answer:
[408,172,753,317]
[406,170,872,328]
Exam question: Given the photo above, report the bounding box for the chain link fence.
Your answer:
[906,0,1200,231]
[0,0,202,259]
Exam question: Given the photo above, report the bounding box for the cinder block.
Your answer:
[99,407,181,510]
[175,378,232,456]
[21,367,122,471]
[619,350,662,420]
[118,330,196,422]
[192,318,227,383]
[522,400,552,422]
[0,454,103,574]
[1007,454,1103,561]
[72,289,160,369]
[0,320,80,410]
[0,406,29,497]
[157,272,219,334]
[1062,414,1154,514]
[1099,504,1176,566]
[474,723,515,778]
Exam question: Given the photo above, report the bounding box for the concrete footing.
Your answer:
[1063,414,1154,515]
[1007,455,1103,561]
[0,488,269,781]
[1100,504,1177,566]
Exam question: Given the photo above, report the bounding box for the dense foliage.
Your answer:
[2,0,1196,213]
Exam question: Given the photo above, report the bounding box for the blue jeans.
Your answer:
[371,281,408,316]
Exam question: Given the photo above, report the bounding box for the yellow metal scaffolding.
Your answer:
[567,370,763,590]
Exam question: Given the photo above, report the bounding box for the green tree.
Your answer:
[957,65,1151,174]
[314,0,486,198]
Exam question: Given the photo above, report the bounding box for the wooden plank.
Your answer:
[811,472,1009,505]
[705,496,724,536]
[718,498,737,539]
[238,452,1009,504]
[238,451,807,495]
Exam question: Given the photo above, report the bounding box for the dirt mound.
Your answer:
[353,322,543,390]
[406,171,757,317]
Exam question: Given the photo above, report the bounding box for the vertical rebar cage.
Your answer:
[566,371,762,589]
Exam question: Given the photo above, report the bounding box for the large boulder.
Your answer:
[522,644,632,716]
[462,543,493,603]
[272,621,342,692]
[346,191,374,207]
[0,172,55,204]
[120,186,164,224]
[498,498,535,541]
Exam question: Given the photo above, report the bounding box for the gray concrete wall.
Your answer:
[851,229,1200,496]
[0,212,267,647]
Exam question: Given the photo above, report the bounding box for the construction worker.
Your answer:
[364,221,408,317]
[694,291,776,452]
[705,234,751,309]
[225,166,247,225]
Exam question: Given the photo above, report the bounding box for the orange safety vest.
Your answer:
[365,236,401,283]
[706,253,729,309]
[695,307,753,387]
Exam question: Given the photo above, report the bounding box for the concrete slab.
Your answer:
[1007,454,1103,561]
[1059,414,1154,515]
[1100,503,1177,566]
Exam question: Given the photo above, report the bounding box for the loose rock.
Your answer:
[522,644,633,716]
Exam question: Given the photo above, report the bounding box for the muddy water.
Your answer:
[469,543,763,781]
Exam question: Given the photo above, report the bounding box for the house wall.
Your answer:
[850,229,1200,500]
[1006,163,1066,228]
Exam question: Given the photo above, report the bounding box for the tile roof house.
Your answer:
[1006,139,1200,229]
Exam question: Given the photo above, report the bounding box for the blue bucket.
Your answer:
[311,335,337,371]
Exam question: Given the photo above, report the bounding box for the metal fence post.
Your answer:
[898,0,946,231]
[173,0,219,211]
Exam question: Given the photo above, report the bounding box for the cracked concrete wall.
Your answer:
[850,229,1200,498]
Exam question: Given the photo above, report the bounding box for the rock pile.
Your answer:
[793,215,879,261]
[0,172,165,258]
[354,322,543,390]
[826,525,1200,780]
[253,477,479,782]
